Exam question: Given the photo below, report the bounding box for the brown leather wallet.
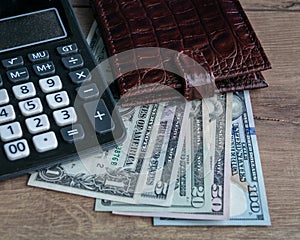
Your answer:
[90,0,271,105]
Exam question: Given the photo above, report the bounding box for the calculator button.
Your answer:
[0,89,9,105]
[12,82,36,100]
[46,91,70,110]
[84,100,115,134]
[60,124,85,143]
[0,75,3,87]
[7,67,29,83]
[77,83,99,100]
[4,139,30,161]
[32,131,58,153]
[18,98,43,117]
[25,114,50,134]
[69,68,91,84]
[33,61,55,77]
[0,122,23,142]
[57,43,78,55]
[0,105,16,124]
[2,56,24,69]
[62,54,84,70]
[53,107,77,127]
[28,50,49,62]
[39,75,62,93]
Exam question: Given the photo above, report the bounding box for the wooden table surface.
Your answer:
[1,0,299,239]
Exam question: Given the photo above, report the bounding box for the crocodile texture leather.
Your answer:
[91,0,271,104]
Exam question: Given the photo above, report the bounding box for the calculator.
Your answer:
[0,0,125,180]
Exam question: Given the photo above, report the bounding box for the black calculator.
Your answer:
[0,0,125,180]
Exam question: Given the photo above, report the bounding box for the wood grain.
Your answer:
[0,1,299,239]
[245,11,300,124]
[72,0,300,11]
[240,0,300,11]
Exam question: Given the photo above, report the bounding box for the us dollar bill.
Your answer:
[96,93,232,220]
[28,101,189,205]
[96,100,212,213]
[153,91,271,226]
[28,104,158,203]
[86,21,108,63]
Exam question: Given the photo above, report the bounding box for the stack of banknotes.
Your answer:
[28,22,271,226]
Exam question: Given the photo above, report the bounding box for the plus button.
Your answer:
[84,99,115,134]
[94,111,106,121]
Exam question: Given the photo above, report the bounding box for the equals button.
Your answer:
[60,124,85,143]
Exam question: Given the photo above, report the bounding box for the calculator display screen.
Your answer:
[0,8,67,53]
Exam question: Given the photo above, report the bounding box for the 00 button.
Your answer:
[4,139,30,161]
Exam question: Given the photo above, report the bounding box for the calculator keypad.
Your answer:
[0,43,116,164]
[33,61,55,76]
[60,124,85,143]
[0,105,16,124]
[46,91,70,110]
[4,139,30,161]
[53,107,77,127]
[32,131,58,153]
[28,50,50,63]
[69,68,91,84]
[0,122,23,142]
[7,67,29,82]
[12,82,36,100]
[2,56,24,69]
[25,114,50,134]
[39,76,62,93]
[57,43,78,55]
[62,54,84,69]
[18,98,43,117]
[0,89,9,105]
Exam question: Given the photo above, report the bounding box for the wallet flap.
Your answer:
[91,0,271,104]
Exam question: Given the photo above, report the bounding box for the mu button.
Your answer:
[84,99,115,134]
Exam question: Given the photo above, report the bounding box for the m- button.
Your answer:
[7,67,29,83]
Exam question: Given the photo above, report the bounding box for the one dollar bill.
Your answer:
[28,101,189,205]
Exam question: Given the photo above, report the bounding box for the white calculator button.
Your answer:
[39,75,62,93]
[4,139,30,161]
[32,131,58,153]
[53,107,77,127]
[0,89,9,105]
[25,114,50,134]
[0,105,16,124]
[46,91,70,109]
[18,98,43,117]
[12,82,36,100]
[0,122,23,142]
